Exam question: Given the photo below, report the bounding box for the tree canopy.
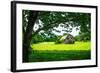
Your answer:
[23,10,90,37]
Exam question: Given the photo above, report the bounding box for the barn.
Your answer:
[59,34,75,44]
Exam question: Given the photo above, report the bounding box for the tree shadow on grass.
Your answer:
[27,50,91,62]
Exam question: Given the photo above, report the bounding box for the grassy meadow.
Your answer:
[28,41,91,62]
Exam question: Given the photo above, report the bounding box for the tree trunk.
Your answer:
[23,11,38,62]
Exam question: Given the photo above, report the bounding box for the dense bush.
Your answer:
[31,32,58,43]
[75,32,91,41]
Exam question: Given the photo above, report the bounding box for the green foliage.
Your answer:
[74,35,80,41]
[23,10,91,42]
[31,34,44,43]
[75,32,91,41]
[31,32,58,43]
[37,12,91,34]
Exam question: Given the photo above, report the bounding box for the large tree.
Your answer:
[22,10,91,62]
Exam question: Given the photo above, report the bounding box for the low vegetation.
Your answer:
[28,42,91,62]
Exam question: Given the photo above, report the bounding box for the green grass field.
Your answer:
[29,42,91,62]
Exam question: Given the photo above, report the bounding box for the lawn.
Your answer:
[29,42,91,62]
[31,42,90,51]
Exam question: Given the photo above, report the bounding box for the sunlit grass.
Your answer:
[31,42,90,51]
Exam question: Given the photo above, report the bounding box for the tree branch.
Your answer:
[32,19,61,36]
